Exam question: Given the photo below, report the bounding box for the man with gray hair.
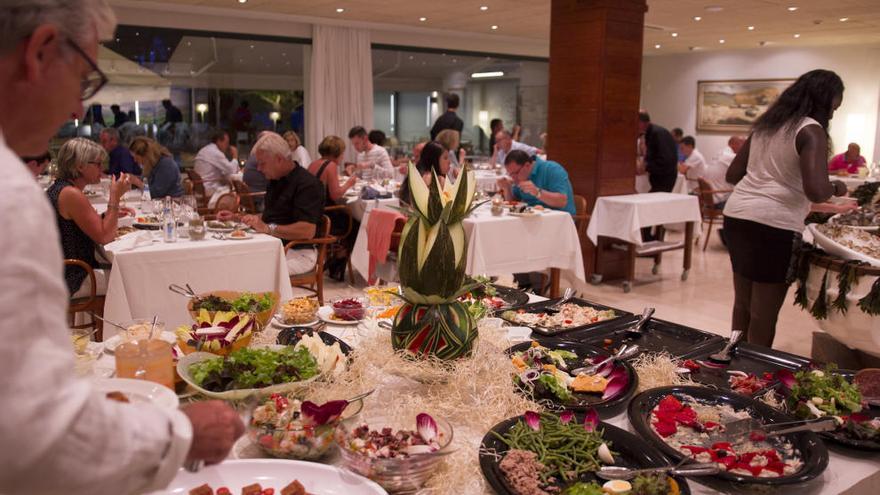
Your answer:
[0,2,243,494]
[100,127,141,177]
[241,132,325,275]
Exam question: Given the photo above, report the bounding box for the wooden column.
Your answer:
[547,0,647,275]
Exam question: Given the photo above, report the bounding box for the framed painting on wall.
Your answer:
[696,79,795,132]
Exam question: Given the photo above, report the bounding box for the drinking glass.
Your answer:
[114,339,175,389]
[189,217,207,240]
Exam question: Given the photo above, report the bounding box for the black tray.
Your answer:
[490,284,530,309]
[480,413,691,495]
[628,386,829,487]
[276,326,353,355]
[569,318,723,359]
[686,342,812,395]
[499,297,633,336]
[506,341,638,418]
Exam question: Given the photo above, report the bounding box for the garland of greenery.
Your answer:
[810,269,830,320]
[832,260,862,314]
[792,245,880,318]
[857,277,880,316]
[792,244,815,310]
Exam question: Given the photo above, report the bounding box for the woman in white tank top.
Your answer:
[721,69,848,348]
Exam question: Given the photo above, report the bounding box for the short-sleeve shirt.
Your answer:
[262,165,324,235]
[496,140,539,165]
[513,158,576,215]
[827,153,866,174]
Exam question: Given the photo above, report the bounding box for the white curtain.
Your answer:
[305,25,374,163]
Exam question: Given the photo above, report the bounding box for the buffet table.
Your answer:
[101,232,292,337]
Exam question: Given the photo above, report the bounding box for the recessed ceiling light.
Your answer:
[654,44,661,49]
[238,0,247,3]
[839,17,849,22]
[693,16,702,21]
[747,26,755,30]
[705,5,723,12]
[491,25,498,30]
[689,46,700,51]
[793,33,801,38]
[249,44,254,49]
[282,52,287,57]
[480,5,488,11]
[186,41,191,46]
[759,41,768,46]
[471,71,504,78]
[787,6,798,11]
[452,58,457,63]
[419,17,427,22]
[336,8,344,13]
[719,39,725,44]
[671,32,678,37]
[408,55,414,60]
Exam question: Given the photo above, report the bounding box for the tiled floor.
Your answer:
[316,227,821,359]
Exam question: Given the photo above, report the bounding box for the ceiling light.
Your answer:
[839,17,849,22]
[719,39,725,44]
[693,16,702,21]
[238,0,247,3]
[419,17,427,22]
[491,25,498,30]
[336,8,344,13]
[671,32,678,37]
[705,5,723,12]
[689,46,701,51]
[408,55,414,60]
[759,41,767,46]
[654,44,661,49]
[452,58,457,63]
[249,44,254,49]
[471,71,504,78]
[793,33,800,38]
[787,6,798,11]
[748,26,755,30]
[480,5,488,11]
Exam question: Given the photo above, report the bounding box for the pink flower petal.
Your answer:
[776,369,796,390]
[417,413,438,442]
[560,410,574,424]
[602,373,630,400]
[525,410,541,431]
[301,400,348,426]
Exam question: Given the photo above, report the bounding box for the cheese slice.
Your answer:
[571,373,609,393]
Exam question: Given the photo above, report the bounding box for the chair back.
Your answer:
[389,216,408,252]
[696,178,719,213]
[213,192,240,215]
[64,259,103,341]
[572,194,591,239]
[231,180,259,213]
[285,215,336,304]
[185,169,208,207]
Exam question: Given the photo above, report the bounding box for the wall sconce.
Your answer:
[196,103,208,123]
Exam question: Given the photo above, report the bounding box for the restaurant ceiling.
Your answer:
[124,0,880,55]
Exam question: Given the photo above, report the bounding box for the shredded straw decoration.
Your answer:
[631,351,696,393]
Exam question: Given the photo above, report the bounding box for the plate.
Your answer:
[104,331,177,354]
[271,314,319,329]
[479,414,690,495]
[506,341,638,418]
[150,459,387,494]
[277,326,354,355]
[317,306,362,326]
[628,386,829,486]
[225,232,253,240]
[176,350,320,400]
[92,377,179,410]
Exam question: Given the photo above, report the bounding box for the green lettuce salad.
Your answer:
[189,347,318,392]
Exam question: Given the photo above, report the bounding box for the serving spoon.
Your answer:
[597,462,720,481]
[571,344,640,376]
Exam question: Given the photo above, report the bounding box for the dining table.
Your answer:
[82,291,880,495]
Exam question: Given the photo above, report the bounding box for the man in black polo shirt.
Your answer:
[430,93,464,141]
[241,132,324,275]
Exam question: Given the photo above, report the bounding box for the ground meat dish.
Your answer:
[499,449,557,495]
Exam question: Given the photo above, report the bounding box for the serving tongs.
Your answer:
[542,287,574,314]
[597,462,720,481]
[625,307,655,335]
[168,283,198,299]
[708,329,744,364]
[570,344,640,376]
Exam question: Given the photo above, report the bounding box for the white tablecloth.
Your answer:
[830,175,876,190]
[586,192,702,246]
[635,173,688,195]
[101,233,292,337]
[345,195,399,222]
[473,169,502,192]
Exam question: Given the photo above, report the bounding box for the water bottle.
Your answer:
[162,196,177,243]
[141,179,151,202]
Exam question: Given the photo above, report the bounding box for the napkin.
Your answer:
[109,231,153,252]
[366,209,405,284]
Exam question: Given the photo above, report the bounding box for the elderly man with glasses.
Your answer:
[497,150,576,215]
[0,2,243,494]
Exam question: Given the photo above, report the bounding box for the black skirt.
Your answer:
[723,215,802,284]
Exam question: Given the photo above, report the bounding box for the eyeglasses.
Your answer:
[65,39,108,100]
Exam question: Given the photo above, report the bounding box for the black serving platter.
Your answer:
[489,284,531,309]
[686,342,812,395]
[628,386,829,486]
[506,341,638,418]
[499,297,634,336]
[276,326,353,355]
[571,318,723,360]
[480,414,691,495]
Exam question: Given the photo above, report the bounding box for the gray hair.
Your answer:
[100,127,120,141]
[56,137,107,180]
[253,132,293,162]
[0,0,117,55]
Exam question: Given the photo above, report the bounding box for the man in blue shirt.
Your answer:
[99,128,141,177]
[498,150,576,215]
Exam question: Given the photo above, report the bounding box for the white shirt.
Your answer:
[703,146,737,205]
[356,144,393,174]
[724,117,819,232]
[495,140,540,165]
[0,131,192,495]
[194,142,239,195]
[292,145,312,169]
[682,148,707,193]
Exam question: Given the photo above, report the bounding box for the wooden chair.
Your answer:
[324,204,355,283]
[572,194,591,241]
[230,180,266,214]
[184,169,209,208]
[696,178,732,251]
[203,192,240,220]
[285,216,336,305]
[65,259,104,342]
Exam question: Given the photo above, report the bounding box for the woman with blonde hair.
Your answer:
[46,138,131,296]
[283,130,312,170]
[128,136,183,199]
[435,129,465,180]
